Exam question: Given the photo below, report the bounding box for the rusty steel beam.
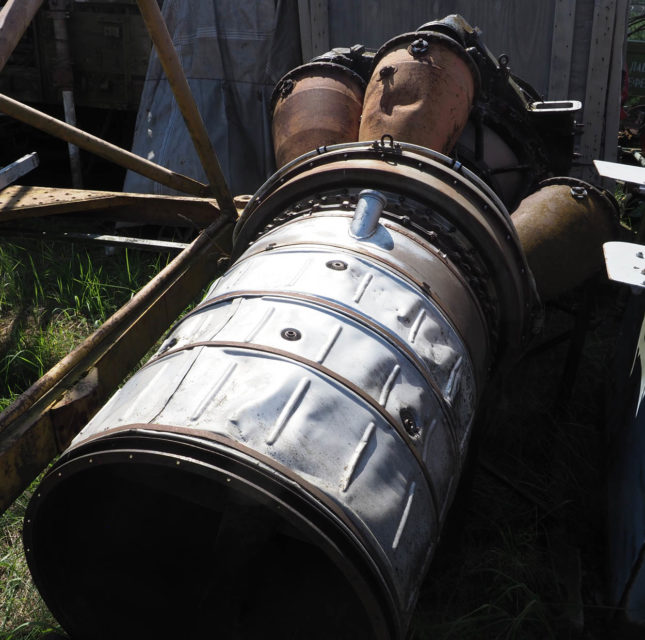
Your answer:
[0,215,233,514]
[0,93,210,197]
[136,0,236,217]
[0,0,44,73]
[0,185,229,230]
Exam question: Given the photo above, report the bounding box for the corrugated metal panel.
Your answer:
[327,0,555,96]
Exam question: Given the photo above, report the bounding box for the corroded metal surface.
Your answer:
[0,185,222,229]
[511,178,619,300]
[359,32,478,154]
[272,62,365,168]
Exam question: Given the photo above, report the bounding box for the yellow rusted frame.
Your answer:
[0,0,244,515]
[0,215,234,514]
[0,185,225,230]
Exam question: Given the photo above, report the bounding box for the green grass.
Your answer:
[0,481,58,640]
[0,239,169,398]
[0,239,169,640]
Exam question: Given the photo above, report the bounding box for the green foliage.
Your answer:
[0,483,59,640]
[0,239,167,639]
[0,239,167,398]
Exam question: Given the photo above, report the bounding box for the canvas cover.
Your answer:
[124,0,301,197]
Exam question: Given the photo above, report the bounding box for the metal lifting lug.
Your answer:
[409,38,429,57]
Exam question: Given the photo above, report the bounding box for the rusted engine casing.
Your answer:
[510,178,618,300]
[359,32,479,154]
[271,61,365,168]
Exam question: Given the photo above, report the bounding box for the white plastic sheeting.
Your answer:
[124,0,301,196]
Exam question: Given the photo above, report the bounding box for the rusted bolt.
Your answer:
[281,328,301,341]
[570,186,587,200]
[400,408,420,436]
[409,38,429,57]
[278,78,295,98]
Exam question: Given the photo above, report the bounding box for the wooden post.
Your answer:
[0,0,44,73]
[604,0,630,165]
[548,0,577,99]
[579,0,617,178]
[297,0,330,62]
[0,92,210,197]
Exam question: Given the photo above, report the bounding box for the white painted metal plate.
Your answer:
[594,160,645,185]
[603,241,645,288]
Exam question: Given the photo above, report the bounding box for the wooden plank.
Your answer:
[0,152,39,190]
[309,0,330,56]
[578,0,617,175]
[327,0,555,95]
[548,0,577,99]
[604,0,629,165]
[297,0,313,61]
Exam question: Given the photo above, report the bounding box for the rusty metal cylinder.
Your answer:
[271,61,365,168]
[510,178,618,300]
[359,32,478,154]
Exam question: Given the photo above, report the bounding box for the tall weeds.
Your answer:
[0,239,167,639]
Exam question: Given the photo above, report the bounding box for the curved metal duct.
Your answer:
[23,141,538,640]
[510,178,619,300]
[358,31,479,154]
[271,59,366,168]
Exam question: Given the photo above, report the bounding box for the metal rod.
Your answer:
[62,90,83,188]
[136,0,237,217]
[0,214,232,439]
[0,92,210,197]
[0,0,44,73]
[0,214,234,514]
[0,152,39,189]
[48,0,84,189]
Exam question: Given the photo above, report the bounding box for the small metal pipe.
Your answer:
[62,90,83,188]
[349,189,387,239]
[135,0,236,217]
[0,92,209,197]
[0,0,45,74]
[48,2,83,188]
